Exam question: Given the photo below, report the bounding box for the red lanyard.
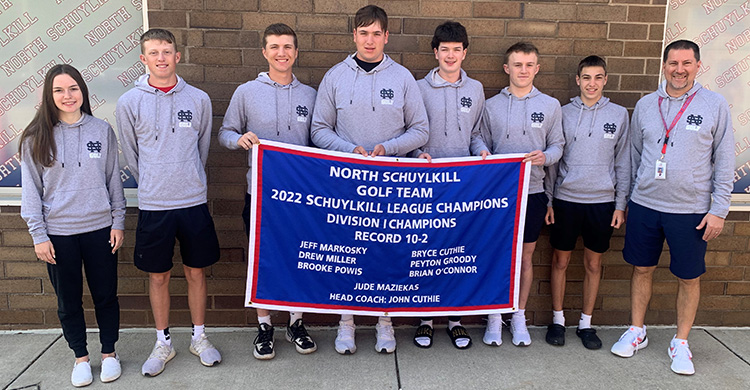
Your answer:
[657,91,697,156]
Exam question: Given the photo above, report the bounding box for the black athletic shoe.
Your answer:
[545,324,566,346]
[286,319,317,354]
[253,323,275,360]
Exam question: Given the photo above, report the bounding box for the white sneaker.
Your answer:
[669,336,695,375]
[510,314,531,346]
[100,354,121,383]
[335,321,356,355]
[141,340,176,377]
[375,323,396,353]
[483,314,502,346]
[190,333,222,366]
[71,360,93,387]
[611,326,648,358]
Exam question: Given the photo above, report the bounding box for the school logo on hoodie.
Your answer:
[686,114,702,131]
[177,109,193,128]
[87,140,102,159]
[460,97,472,113]
[296,105,309,122]
[530,112,544,128]
[380,88,394,105]
[603,123,617,139]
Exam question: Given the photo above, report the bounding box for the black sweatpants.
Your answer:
[48,226,120,358]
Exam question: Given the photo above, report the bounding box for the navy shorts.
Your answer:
[623,201,707,279]
[135,203,220,273]
[549,198,615,253]
[524,192,548,243]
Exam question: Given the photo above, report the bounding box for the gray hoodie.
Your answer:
[311,54,429,155]
[414,67,486,158]
[546,96,630,210]
[218,72,316,194]
[21,114,126,245]
[480,86,564,194]
[116,74,212,211]
[630,81,733,218]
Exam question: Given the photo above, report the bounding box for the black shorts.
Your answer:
[523,192,548,243]
[549,198,615,253]
[242,192,251,237]
[134,203,220,273]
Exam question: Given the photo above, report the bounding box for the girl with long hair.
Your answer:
[20,64,126,387]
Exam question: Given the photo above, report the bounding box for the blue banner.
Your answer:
[245,141,530,316]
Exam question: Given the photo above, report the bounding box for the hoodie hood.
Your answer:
[566,96,610,143]
[656,80,703,100]
[256,72,301,136]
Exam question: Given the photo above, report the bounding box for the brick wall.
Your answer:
[4,0,750,330]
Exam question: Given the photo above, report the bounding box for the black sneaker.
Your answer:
[253,323,275,360]
[545,324,566,346]
[286,319,317,354]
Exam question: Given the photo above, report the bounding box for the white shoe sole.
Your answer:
[611,337,649,358]
[482,335,502,346]
[375,344,396,353]
[253,347,275,360]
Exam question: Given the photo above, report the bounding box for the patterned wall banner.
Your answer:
[245,141,529,316]
[665,1,750,194]
[0,0,145,191]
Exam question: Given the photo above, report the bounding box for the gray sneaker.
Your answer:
[142,340,175,377]
[190,333,222,366]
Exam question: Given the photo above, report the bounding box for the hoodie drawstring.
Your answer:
[588,104,599,138]
[371,71,377,111]
[349,68,359,105]
[154,92,160,141]
[287,84,293,132]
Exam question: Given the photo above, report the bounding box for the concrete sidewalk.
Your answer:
[2,326,749,389]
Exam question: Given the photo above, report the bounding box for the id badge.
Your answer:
[655,160,666,180]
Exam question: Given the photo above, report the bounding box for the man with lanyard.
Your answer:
[218,23,318,360]
[610,40,733,375]
[311,5,429,354]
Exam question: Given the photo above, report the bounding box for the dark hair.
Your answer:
[431,21,469,50]
[504,42,539,64]
[263,23,298,49]
[577,55,607,76]
[19,64,92,167]
[663,39,700,62]
[354,5,388,31]
[140,28,177,53]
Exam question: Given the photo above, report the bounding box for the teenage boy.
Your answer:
[611,40,733,375]
[117,29,222,376]
[480,42,564,347]
[543,56,630,350]
[411,21,487,350]
[218,23,317,360]
[311,5,429,354]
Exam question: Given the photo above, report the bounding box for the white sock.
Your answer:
[448,319,461,330]
[631,325,646,337]
[157,328,171,346]
[579,313,592,330]
[488,313,502,321]
[378,316,392,327]
[258,315,272,326]
[340,314,354,325]
[553,310,565,326]
[191,324,204,341]
[289,312,303,325]
[415,319,433,347]
[513,309,526,320]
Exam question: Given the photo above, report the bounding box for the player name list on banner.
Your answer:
[0,0,144,188]
[245,141,529,317]
[665,1,750,193]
